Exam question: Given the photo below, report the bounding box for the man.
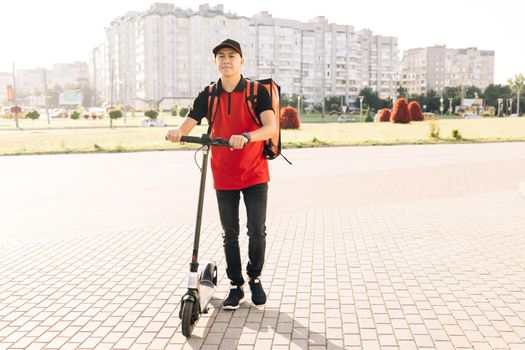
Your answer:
[166,39,276,309]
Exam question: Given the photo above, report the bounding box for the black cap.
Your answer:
[213,39,242,57]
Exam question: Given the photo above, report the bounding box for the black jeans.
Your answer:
[216,182,268,286]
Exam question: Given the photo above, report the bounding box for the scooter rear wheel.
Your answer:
[181,300,195,338]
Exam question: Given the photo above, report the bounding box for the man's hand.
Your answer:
[166,129,183,143]
[229,135,248,150]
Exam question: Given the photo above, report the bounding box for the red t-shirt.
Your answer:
[188,77,272,190]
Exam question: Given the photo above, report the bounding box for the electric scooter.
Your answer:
[174,134,231,338]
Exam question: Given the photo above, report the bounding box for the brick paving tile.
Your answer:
[1,143,525,350]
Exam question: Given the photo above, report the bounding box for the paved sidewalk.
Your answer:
[1,142,525,349]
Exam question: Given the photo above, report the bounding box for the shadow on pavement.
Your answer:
[182,298,342,349]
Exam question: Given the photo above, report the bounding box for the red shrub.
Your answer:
[280,106,300,129]
[377,108,391,122]
[391,98,411,123]
[408,101,424,121]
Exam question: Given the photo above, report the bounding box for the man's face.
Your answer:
[215,48,244,77]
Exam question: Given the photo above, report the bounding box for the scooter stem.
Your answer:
[190,144,210,273]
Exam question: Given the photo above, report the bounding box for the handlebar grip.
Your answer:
[180,135,204,144]
[212,138,231,147]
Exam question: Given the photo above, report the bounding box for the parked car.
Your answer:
[141,119,167,127]
[463,113,481,119]
[337,115,357,123]
[509,113,518,118]
[49,109,68,118]
[88,107,105,119]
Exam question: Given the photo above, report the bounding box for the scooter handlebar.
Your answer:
[166,134,230,147]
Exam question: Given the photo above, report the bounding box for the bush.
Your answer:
[377,109,391,122]
[70,111,80,120]
[391,98,411,123]
[429,122,440,140]
[144,109,158,119]
[109,109,123,119]
[408,101,424,121]
[179,107,189,117]
[26,110,40,120]
[452,129,462,140]
[280,106,300,129]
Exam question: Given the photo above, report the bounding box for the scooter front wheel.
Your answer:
[181,300,195,338]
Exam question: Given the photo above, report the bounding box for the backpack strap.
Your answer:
[207,82,219,134]
[245,79,262,127]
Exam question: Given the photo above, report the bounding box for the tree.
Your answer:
[70,111,80,120]
[508,73,524,115]
[407,93,424,107]
[145,109,159,119]
[108,109,123,128]
[26,110,40,120]
[281,94,300,109]
[396,84,408,98]
[483,84,512,112]
[442,87,462,113]
[422,90,440,113]
[381,97,393,109]
[356,87,382,112]
[324,96,341,112]
[26,110,40,129]
[391,98,410,123]
[465,85,483,99]
[70,111,80,129]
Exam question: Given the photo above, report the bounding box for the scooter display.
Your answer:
[175,134,231,338]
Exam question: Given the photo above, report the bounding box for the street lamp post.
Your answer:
[497,98,503,117]
[12,62,19,129]
[448,98,453,115]
[297,95,301,120]
[358,95,364,118]
[439,97,444,115]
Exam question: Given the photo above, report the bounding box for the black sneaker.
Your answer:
[223,284,244,310]
[249,278,266,306]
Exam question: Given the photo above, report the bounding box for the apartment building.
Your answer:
[357,29,399,99]
[248,14,364,105]
[93,3,400,110]
[401,45,495,94]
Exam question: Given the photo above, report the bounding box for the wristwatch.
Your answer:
[242,132,251,143]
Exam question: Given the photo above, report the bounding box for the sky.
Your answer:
[1,0,523,84]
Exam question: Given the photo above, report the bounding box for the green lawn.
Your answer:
[0,114,186,130]
[1,117,524,156]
